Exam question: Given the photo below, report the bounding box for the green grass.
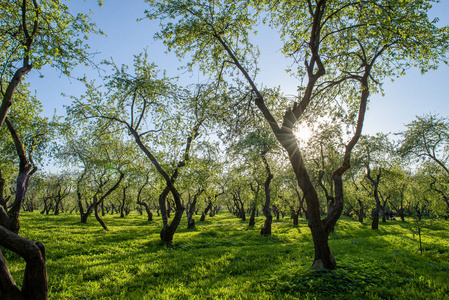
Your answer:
[3,212,449,299]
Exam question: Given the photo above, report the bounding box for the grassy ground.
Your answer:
[2,211,448,299]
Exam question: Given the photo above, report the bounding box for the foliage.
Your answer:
[399,114,449,174]
[0,0,102,77]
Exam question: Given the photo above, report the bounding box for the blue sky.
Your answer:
[28,0,449,137]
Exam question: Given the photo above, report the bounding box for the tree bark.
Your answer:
[248,205,256,226]
[0,170,8,211]
[248,183,259,227]
[187,190,203,229]
[366,169,381,230]
[357,199,364,223]
[260,154,273,235]
[4,118,37,234]
[0,67,32,130]
[120,186,127,218]
[372,208,380,230]
[200,199,213,222]
[94,197,109,231]
[280,130,335,269]
[137,201,153,222]
[160,204,183,242]
[158,187,170,227]
[136,173,153,222]
[292,210,299,226]
[0,225,47,300]
[80,202,94,224]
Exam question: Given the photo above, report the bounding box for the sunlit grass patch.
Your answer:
[3,212,448,299]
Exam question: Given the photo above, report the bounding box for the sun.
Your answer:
[293,123,313,145]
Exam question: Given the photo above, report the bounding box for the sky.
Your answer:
[27,0,449,139]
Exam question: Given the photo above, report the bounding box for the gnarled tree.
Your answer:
[146,0,449,269]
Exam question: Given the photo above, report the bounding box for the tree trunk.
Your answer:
[80,202,94,224]
[4,118,37,234]
[237,194,246,221]
[94,199,109,231]
[158,187,170,227]
[365,169,382,230]
[187,190,202,229]
[54,197,62,215]
[136,173,152,222]
[272,205,279,221]
[137,201,153,222]
[200,200,213,222]
[0,64,32,129]
[283,134,335,269]
[292,211,299,226]
[357,199,364,223]
[0,170,8,211]
[160,205,184,242]
[371,188,381,230]
[248,205,256,227]
[372,207,380,230]
[157,178,185,243]
[260,155,273,235]
[0,225,47,300]
[101,201,105,217]
[120,186,127,218]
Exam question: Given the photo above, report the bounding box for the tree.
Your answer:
[180,146,222,229]
[0,89,52,300]
[234,129,278,235]
[399,114,449,215]
[146,0,449,269]
[40,173,71,215]
[56,121,129,229]
[356,134,394,229]
[0,2,101,296]
[68,53,222,242]
[0,90,53,233]
[0,0,102,129]
[413,162,449,219]
[305,121,344,217]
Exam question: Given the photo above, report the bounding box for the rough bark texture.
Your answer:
[3,118,37,234]
[0,225,47,300]
[276,129,335,269]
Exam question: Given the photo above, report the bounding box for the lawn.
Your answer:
[3,212,449,299]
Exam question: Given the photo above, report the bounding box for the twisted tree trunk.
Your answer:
[0,226,47,300]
